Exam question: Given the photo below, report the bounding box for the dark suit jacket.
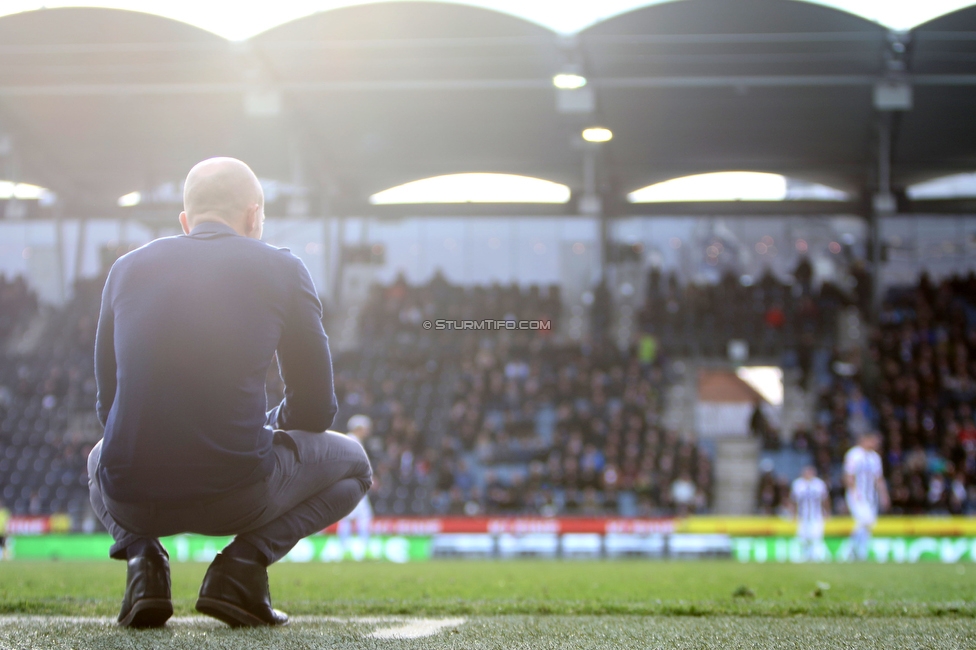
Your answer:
[94,221,337,503]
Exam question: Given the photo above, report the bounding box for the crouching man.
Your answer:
[87,157,371,628]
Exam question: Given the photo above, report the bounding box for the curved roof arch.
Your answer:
[248,1,570,202]
[0,7,246,206]
[911,2,976,32]
[0,6,235,86]
[583,0,883,37]
[251,1,559,83]
[895,4,976,188]
[908,2,976,76]
[0,6,228,46]
[255,1,556,41]
[578,0,886,194]
[2,2,974,40]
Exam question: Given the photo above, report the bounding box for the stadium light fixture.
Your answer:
[0,181,49,200]
[582,127,612,143]
[553,73,587,90]
[117,191,142,207]
[369,173,571,205]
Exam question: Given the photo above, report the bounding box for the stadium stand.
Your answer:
[0,275,37,348]
[1,263,973,525]
[327,273,711,518]
[638,258,850,368]
[0,275,102,523]
[757,273,976,517]
[0,0,974,531]
[844,273,975,515]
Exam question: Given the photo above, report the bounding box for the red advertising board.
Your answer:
[5,516,51,535]
[323,517,676,535]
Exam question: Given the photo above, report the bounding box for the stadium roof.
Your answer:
[897,4,976,189]
[2,1,972,40]
[1,0,976,218]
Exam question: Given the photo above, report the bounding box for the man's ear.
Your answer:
[245,204,261,238]
[244,203,258,237]
[179,212,191,235]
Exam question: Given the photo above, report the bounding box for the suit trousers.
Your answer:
[88,430,372,564]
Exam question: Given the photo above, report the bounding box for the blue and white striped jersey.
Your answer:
[843,446,883,507]
[790,477,828,522]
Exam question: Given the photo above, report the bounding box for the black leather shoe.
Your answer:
[118,551,173,628]
[195,553,288,627]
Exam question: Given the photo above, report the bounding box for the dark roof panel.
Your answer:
[899,4,976,187]
[584,0,883,36]
[252,1,560,83]
[0,7,225,45]
[255,1,554,40]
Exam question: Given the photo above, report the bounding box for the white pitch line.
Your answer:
[0,616,116,626]
[0,615,467,639]
[368,618,466,640]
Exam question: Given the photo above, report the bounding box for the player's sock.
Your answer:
[359,523,370,549]
[223,539,270,567]
[797,540,808,562]
[337,520,351,548]
[859,533,872,561]
[847,530,860,561]
[852,528,869,561]
[125,538,166,559]
[814,541,826,562]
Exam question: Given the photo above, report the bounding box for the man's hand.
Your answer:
[878,478,891,512]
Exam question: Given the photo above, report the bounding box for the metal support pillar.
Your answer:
[582,147,607,282]
[871,116,895,320]
[73,217,87,290]
[53,205,66,303]
[332,216,345,305]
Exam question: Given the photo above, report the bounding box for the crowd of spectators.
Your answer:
[331,273,713,517]
[0,274,37,347]
[0,275,102,524]
[439,338,711,517]
[640,258,852,385]
[356,270,562,341]
[758,272,976,516]
[3,260,972,524]
[871,273,976,514]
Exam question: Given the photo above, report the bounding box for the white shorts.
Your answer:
[846,495,877,528]
[796,519,824,542]
[347,495,373,524]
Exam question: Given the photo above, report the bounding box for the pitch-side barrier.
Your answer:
[4,516,976,563]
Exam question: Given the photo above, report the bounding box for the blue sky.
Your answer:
[0,0,973,40]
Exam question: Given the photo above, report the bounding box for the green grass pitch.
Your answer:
[0,560,973,648]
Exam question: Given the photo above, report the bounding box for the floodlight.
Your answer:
[0,181,49,200]
[118,191,142,207]
[582,127,612,143]
[553,73,587,90]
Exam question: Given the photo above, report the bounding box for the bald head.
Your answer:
[179,157,264,239]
